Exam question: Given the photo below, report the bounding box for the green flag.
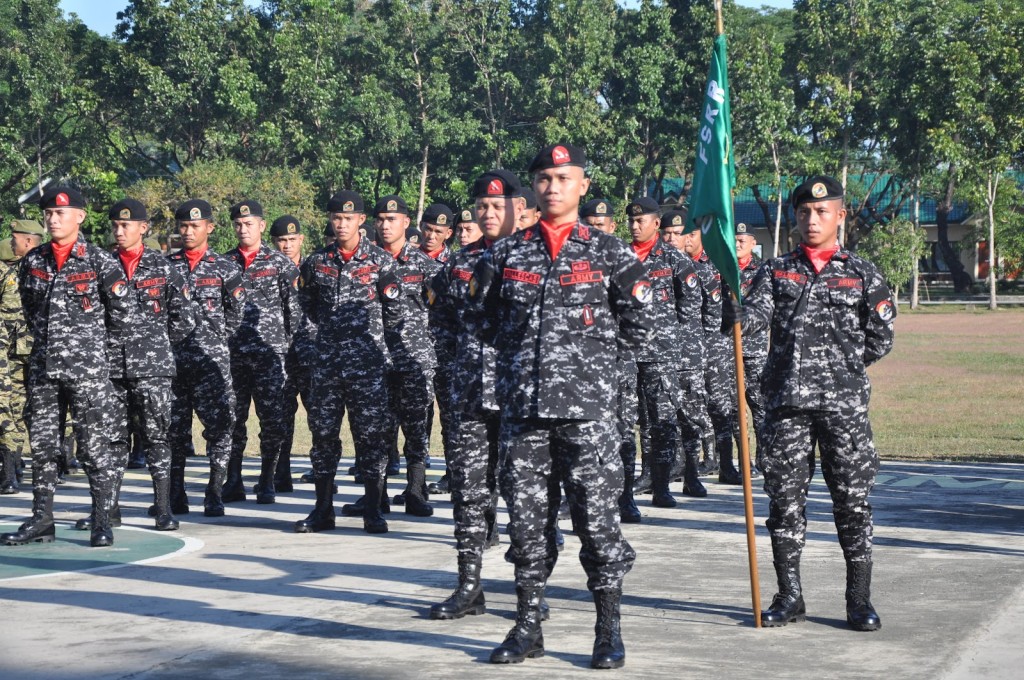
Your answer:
[687,34,742,303]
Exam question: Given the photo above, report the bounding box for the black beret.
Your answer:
[580,198,614,219]
[175,199,213,221]
[326,190,364,214]
[626,197,660,218]
[519,187,538,210]
[374,195,409,216]
[108,198,148,222]
[40,186,86,210]
[471,170,522,199]
[661,209,687,230]
[270,215,301,237]
[736,222,756,237]
[230,199,263,220]
[527,143,587,173]
[790,175,844,208]
[421,203,454,227]
[455,207,476,225]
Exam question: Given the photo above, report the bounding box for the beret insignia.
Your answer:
[56,193,70,207]
[189,207,202,220]
[811,183,827,198]
[552,146,570,165]
[120,208,131,219]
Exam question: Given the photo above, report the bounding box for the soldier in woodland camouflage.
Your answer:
[91,198,195,532]
[166,199,246,518]
[295,190,403,535]
[728,175,895,632]
[375,195,441,517]
[1,187,129,548]
[0,279,13,491]
[469,145,653,669]
[222,200,302,506]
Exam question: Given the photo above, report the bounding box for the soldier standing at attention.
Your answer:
[428,170,523,620]
[1,219,46,493]
[166,199,246,517]
[728,176,894,631]
[469,144,653,668]
[734,223,767,470]
[373,195,440,517]
[222,200,301,505]
[295,191,402,535]
[2,187,129,547]
[454,208,483,248]
[0,264,14,491]
[91,198,195,532]
[270,215,311,492]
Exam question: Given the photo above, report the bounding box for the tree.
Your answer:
[858,217,926,302]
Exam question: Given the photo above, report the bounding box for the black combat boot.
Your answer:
[294,477,337,533]
[74,504,122,531]
[1,450,20,494]
[362,477,389,534]
[430,553,486,619]
[341,478,391,516]
[490,585,545,664]
[89,471,116,548]
[204,465,227,517]
[591,588,626,669]
[485,507,500,548]
[152,476,180,531]
[717,433,742,484]
[761,560,806,627]
[698,434,718,476]
[651,462,677,508]
[846,560,881,631]
[403,461,433,517]
[619,463,642,523]
[681,445,708,498]
[274,448,294,493]
[0,488,56,545]
[170,464,190,514]
[221,453,246,503]
[253,457,277,505]
[386,450,401,477]
[632,457,652,495]
[427,472,449,494]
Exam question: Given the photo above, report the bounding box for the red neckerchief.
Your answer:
[51,240,74,272]
[118,244,145,280]
[738,255,753,270]
[386,244,404,259]
[184,247,206,271]
[630,237,658,262]
[693,248,706,262]
[239,245,260,270]
[539,219,576,260]
[423,246,445,260]
[338,245,358,263]
[800,243,840,274]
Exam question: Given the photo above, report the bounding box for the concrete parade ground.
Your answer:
[1,458,1022,679]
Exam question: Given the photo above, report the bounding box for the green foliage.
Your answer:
[858,218,927,292]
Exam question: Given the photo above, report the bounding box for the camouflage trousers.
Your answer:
[427,368,456,469]
[26,371,123,493]
[385,365,435,466]
[449,410,500,557]
[761,407,880,564]
[308,366,391,481]
[111,376,172,481]
[1,357,29,456]
[499,417,635,592]
[705,342,738,463]
[169,351,236,473]
[737,354,767,469]
[616,361,639,476]
[637,362,682,466]
[281,352,313,460]
[677,369,713,460]
[230,351,287,463]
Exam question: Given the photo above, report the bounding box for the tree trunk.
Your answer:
[988,171,1000,310]
[910,180,921,310]
[417,144,429,225]
[936,170,973,293]
[772,141,782,258]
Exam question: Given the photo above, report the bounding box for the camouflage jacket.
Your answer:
[0,317,9,427]
[694,251,729,359]
[383,241,441,372]
[429,237,496,414]
[166,248,246,361]
[286,252,319,368]
[19,236,130,381]
[469,222,653,421]
[738,255,769,358]
[742,246,896,412]
[107,248,196,379]
[225,243,302,356]
[1,259,32,358]
[298,237,402,377]
[634,240,703,370]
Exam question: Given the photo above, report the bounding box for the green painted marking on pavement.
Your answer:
[0,523,201,582]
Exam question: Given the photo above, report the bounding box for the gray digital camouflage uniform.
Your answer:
[741,246,895,565]
[696,250,738,470]
[424,244,456,470]
[469,222,653,592]
[737,255,768,468]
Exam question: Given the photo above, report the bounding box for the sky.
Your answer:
[60,0,794,37]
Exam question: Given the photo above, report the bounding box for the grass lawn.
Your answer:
[222,308,1024,465]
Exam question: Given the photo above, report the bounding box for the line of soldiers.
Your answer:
[0,154,895,665]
